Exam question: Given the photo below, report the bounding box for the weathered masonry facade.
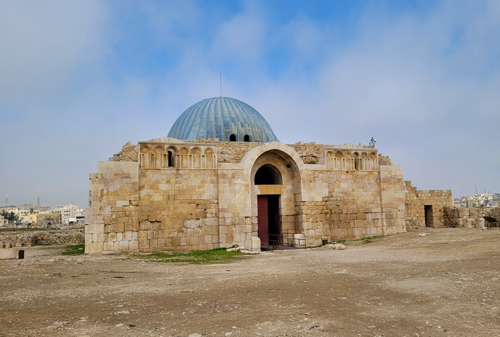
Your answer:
[85,139,407,254]
[404,181,453,229]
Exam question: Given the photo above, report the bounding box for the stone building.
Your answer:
[52,202,85,223]
[0,215,7,227]
[22,213,62,228]
[404,181,453,229]
[86,96,426,254]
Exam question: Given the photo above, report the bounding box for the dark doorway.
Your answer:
[244,135,250,142]
[229,134,236,141]
[424,205,433,227]
[484,216,499,228]
[255,164,282,185]
[168,151,174,167]
[267,195,280,246]
[257,195,281,249]
[354,153,359,170]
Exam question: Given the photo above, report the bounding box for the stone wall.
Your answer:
[138,167,219,252]
[23,217,62,229]
[405,181,452,229]
[0,228,84,247]
[111,138,394,170]
[87,140,408,254]
[85,161,140,254]
[324,166,404,242]
[443,207,500,228]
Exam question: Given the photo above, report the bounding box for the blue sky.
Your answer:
[1,0,500,207]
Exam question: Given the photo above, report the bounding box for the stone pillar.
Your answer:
[477,218,486,230]
[464,218,474,229]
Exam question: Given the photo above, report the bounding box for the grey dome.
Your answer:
[167,97,279,142]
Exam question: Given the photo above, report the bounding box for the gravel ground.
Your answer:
[1,228,500,336]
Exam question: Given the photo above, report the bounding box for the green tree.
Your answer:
[1,210,18,223]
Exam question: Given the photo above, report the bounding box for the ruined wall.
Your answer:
[111,138,392,169]
[0,228,84,247]
[405,181,452,229]
[443,207,500,228]
[216,142,260,163]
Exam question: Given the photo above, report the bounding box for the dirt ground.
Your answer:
[1,228,500,337]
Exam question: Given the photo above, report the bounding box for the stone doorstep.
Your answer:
[0,248,24,260]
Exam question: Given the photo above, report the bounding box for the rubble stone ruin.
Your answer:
[85,96,452,254]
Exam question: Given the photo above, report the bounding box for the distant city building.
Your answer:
[22,213,61,227]
[467,198,480,208]
[52,202,85,223]
[0,215,7,227]
[18,204,50,212]
[0,200,87,230]
[453,192,499,208]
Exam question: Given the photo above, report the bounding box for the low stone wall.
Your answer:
[0,228,84,247]
[443,207,500,228]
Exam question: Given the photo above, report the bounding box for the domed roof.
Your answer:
[167,97,279,142]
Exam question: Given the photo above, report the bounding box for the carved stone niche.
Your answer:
[139,142,217,170]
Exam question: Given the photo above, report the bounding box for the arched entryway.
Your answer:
[250,148,302,250]
[255,164,282,248]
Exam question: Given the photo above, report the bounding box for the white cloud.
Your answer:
[0,0,108,100]
[247,1,500,195]
[1,0,500,206]
[211,5,266,62]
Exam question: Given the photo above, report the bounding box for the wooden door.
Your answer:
[257,195,269,246]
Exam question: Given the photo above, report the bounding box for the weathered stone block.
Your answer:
[103,242,114,251]
[85,242,103,254]
[129,240,139,251]
[139,239,150,249]
[0,249,19,259]
[202,225,218,236]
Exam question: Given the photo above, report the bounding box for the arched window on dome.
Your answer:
[244,135,250,142]
[229,134,236,141]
